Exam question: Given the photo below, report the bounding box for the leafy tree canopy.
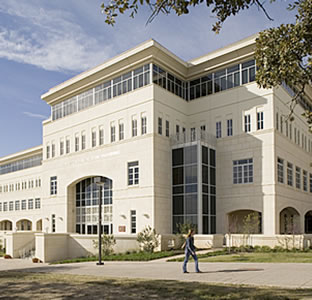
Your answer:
[101,0,312,128]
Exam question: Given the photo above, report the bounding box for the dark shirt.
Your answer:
[185,236,195,253]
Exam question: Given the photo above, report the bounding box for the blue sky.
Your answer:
[0,0,294,158]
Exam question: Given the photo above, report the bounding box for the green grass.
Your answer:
[51,250,183,264]
[1,271,312,300]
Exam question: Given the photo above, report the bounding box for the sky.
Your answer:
[0,0,295,158]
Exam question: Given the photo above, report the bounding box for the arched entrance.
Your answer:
[305,211,312,234]
[227,210,262,234]
[75,176,113,235]
[36,219,43,231]
[0,220,12,231]
[279,207,300,234]
[16,219,32,231]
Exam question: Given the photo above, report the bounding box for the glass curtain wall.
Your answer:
[76,177,113,235]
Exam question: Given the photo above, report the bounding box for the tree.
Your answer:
[101,0,312,128]
[137,225,160,252]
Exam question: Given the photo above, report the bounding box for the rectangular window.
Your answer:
[28,199,33,210]
[46,145,50,159]
[166,120,170,137]
[3,202,7,211]
[310,173,312,193]
[0,203,2,211]
[66,138,70,154]
[303,170,308,192]
[244,115,251,132]
[158,117,162,135]
[92,130,96,147]
[9,201,13,211]
[15,200,20,211]
[52,214,56,233]
[277,157,284,184]
[51,143,55,157]
[191,127,196,141]
[276,112,279,130]
[131,210,136,234]
[141,116,147,135]
[81,132,86,150]
[50,176,57,195]
[119,123,124,140]
[257,111,264,130]
[280,116,283,134]
[227,119,233,136]
[35,198,41,209]
[216,121,221,138]
[296,167,301,189]
[287,162,293,186]
[128,161,139,185]
[60,140,64,155]
[99,127,104,145]
[21,200,26,210]
[233,158,253,184]
[111,125,116,142]
[75,136,79,152]
[132,119,137,137]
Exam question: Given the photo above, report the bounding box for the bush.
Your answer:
[137,226,159,253]
[93,234,116,256]
[273,246,286,253]
[260,246,272,252]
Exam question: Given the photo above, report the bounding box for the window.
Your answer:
[158,117,162,135]
[132,119,137,137]
[285,120,288,137]
[92,130,96,147]
[75,135,79,152]
[9,201,13,211]
[60,140,64,155]
[52,214,56,233]
[310,173,312,193]
[289,123,292,140]
[15,200,20,211]
[276,112,279,130]
[227,119,233,136]
[111,125,116,142]
[3,202,7,211]
[128,161,139,185]
[119,123,124,140]
[50,176,57,195]
[287,162,293,186]
[166,120,170,137]
[66,138,70,154]
[81,132,86,150]
[216,121,221,138]
[176,124,180,134]
[21,200,26,210]
[46,145,50,159]
[296,167,301,189]
[141,116,147,135]
[28,199,33,210]
[233,158,253,184]
[244,115,251,132]
[35,198,41,209]
[280,115,283,134]
[51,143,55,158]
[191,127,196,141]
[0,203,2,211]
[99,127,104,145]
[277,157,284,183]
[131,210,136,234]
[257,111,264,130]
[303,170,308,191]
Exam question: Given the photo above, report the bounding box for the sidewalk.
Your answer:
[1,257,312,289]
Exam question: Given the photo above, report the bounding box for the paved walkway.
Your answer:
[1,257,312,289]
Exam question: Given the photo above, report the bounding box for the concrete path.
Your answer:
[1,257,312,289]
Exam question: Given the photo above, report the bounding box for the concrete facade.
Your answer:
[1,35,312,261]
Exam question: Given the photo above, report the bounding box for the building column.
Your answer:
[263,195,276,235]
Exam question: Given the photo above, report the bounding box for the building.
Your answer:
[1,35,312,261]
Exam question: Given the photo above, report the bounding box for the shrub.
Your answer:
[137,226,159,253]
[260,245,272,252]
[273,246,286,253]
[93,234,116,256]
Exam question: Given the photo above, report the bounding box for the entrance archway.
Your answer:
[279,207,300,234]
[227,210,262,234]
[305,211,312,234]
[0,220,12,231]
[75,176,113,235]
[36,219,43,231]
[16,219,32,231]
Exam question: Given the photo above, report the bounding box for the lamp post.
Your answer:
[94,176,105,266]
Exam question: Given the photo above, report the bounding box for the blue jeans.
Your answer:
[183,250,199,272]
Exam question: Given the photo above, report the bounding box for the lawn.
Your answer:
[51,250,183,264]
[199,252,312,263]
[1,271,312,300]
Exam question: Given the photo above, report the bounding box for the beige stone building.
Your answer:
[1,35,312,261]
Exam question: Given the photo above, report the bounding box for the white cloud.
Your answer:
[23,111,47,119]
[0,1,114,72]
